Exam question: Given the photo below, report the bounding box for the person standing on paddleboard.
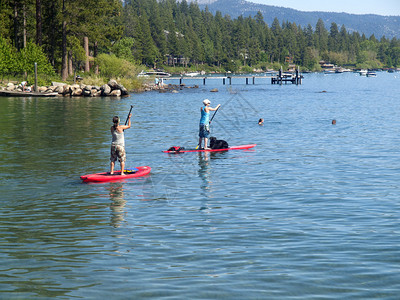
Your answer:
[110,114,131,175]
[199,99,220,150]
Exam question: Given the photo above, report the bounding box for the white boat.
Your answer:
[367,71,377,77]
[359,69,367,76]
[324,69,336,74]
[138,70,171,78]
[184,72,200,77]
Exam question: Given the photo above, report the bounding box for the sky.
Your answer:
[249,0,400,16]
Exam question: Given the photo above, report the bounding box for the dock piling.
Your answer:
[34,62,38,92]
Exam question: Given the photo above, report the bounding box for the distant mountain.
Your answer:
[191,0,400,39]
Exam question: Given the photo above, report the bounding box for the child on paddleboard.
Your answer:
[199,99,220,150]
[110,114,131,175]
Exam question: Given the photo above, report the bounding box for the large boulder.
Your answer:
[63,85,71,95]
[6,83,15,91]
[83,89,92,97]
[118,84,129,96]
[101,84,111,95]
[83,85,92,91]
[38,86,47,93]
[55,86,64,94]
[93,90,102,97]
[108,79,119,90]
[71,88,83,96]
[109,89,121,97]
[82,84,93,96]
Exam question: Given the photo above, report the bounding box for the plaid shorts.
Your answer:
[110,144,126,163]
[199,124,210,138]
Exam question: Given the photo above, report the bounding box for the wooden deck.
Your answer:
[0,90,59,97]
[164,71,303,86]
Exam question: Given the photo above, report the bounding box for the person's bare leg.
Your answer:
[110,161,115,174]
[198,137,202,149]
[120,161,125,175]
[204,137,210,149]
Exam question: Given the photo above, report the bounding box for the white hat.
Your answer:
[203,99,211,105]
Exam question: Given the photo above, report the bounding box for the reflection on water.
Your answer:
[2,73,400,299]
[198,152,215,212]
[197,152,211,192]
[107,182,126,228]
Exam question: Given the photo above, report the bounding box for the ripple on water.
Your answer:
[1,73,400,298]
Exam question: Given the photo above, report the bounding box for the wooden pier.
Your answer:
[271,67,303,85]
[163,68,303,86]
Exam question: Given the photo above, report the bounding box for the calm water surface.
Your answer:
[1,72,400,299]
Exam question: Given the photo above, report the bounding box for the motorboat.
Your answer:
[138,70,171,77]
[184,72,200,77]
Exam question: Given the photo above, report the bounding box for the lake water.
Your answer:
[1,72,400,299]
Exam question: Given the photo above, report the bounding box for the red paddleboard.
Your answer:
[80,166,151,183]
[163,144,256,153]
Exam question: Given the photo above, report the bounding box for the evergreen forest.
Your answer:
[1,0,400,84]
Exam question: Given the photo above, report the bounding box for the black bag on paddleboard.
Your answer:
[168,146,185,152]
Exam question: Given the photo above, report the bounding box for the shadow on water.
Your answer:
[107,182,127,228]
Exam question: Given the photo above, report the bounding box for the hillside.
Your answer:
[193,0,400,39]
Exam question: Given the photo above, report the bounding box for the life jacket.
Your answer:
[168,146,185,152]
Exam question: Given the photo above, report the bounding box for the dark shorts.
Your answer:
[110,144,126,163]
[199,124,210,138]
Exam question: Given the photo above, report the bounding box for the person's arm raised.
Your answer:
[121,114,132,130]
[209,104,221,111]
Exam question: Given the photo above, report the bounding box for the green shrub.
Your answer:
[17,42,55,76]
[95,53,139,79]
[0,37,17,76]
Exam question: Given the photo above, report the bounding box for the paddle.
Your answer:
[122,105,133,173]
[209,105,220,125]
[125,105,133,125]
[196,105,221,149]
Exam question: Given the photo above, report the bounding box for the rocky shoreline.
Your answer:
[0,79,202,96]
[0,79,129,97]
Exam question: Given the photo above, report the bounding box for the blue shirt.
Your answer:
[199,106,210,125]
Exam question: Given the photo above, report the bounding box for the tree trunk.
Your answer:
[23,4,26,48]
[94,41,99,74]
[14,0,18,49]
[49,1,56,65]
[61,21,68,80]
[68,50,73,76]
[83,36,90,73]
[36,0,42,46]
[61,0,68,80]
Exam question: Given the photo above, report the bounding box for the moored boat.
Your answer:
[184,72,200,77]
[138,70,171,78]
